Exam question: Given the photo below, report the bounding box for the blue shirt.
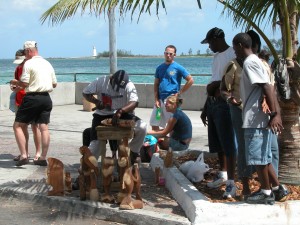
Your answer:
[171,109,192,140]
[155,61,190,101]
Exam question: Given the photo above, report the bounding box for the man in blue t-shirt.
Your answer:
[150,45,194,131]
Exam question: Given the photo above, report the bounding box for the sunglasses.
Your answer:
[164,52,175,56]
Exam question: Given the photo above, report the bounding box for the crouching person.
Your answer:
[82,70,147,165]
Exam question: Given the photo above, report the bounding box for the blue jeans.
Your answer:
[169,138,189,151]
[271,133,279,176]
[229,105,255,178]
[207,97,236,157]
[244,128,272,165]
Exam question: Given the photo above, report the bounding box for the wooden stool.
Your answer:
[96,125,134,191]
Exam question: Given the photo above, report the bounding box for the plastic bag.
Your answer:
[9,92,16,113]
[140,135,158,162]
[186,153,209,183]
[179,160,194,175]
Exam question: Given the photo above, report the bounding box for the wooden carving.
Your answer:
[101,118,135,128]
[78,146,99,201]
[101,157,115,203]
[164,149,173,168]
[118,164,143,210]
[65,172,72,194]
[46,157,64,196]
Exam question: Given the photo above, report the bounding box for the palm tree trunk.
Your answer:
[278,100,300,185]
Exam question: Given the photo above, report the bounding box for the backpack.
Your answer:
[273,58,291,100]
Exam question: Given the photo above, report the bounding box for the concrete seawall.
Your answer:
[0,82,207,111]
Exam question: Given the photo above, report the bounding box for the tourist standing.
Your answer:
[10,41,57,167]
[233,33,283,204]
[11,49,41,162]
[149,45,193,131]
[200,27,237,199]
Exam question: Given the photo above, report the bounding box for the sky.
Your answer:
[0,0,282,59]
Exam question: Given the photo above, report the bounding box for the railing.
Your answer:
[0,73,211,85]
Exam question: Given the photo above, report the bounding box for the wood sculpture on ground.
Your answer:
[78,146,99,201]
[46,157,65,196]
[65,171,72,194]
[101,157,115,203]
[118,163,143,210]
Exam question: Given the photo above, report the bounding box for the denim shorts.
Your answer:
[207,97,236,157]
[244,128,272,165]
[169,138,189,151]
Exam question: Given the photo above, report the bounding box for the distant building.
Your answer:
[92,46,97,57]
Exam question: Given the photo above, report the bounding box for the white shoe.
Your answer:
[207,176,227,188]
[223,183,237,199]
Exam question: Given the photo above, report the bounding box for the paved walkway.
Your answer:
[0,105,206,225]
[1,105,299,225]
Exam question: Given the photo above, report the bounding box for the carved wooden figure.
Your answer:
[118,164,143,210]
[65,172,72,194]
[46,157,65,196]
[101,157,115,203]
[79,146,99,201]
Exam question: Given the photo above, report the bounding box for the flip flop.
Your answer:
[16,158,29,167]
[33,157,47,166]
[13,155,21,161]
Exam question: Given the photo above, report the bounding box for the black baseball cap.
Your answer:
[201,27,225,44]
[110,70,129,91]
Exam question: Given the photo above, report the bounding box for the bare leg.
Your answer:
[21,124,29,157]
[13,121,28,160]
[38,123,50,160]
[151,125,160,131]
[31,124,41,160]
[267,164,279,187]
[256,165,270,190]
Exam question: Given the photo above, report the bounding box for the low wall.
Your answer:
[75,82,206,111]
[0,82,75,111]
[0,82,206,111]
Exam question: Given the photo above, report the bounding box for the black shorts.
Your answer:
[15,92,53,124]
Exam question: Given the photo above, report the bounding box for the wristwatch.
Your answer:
[269,111,277,118]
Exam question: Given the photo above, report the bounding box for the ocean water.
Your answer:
[0,57,213,85]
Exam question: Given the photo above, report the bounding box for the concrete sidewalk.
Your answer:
[0,105,299,225]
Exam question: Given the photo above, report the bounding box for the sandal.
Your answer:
[16,158,29,167]
[33,157,47,166]
[13,155,21,161]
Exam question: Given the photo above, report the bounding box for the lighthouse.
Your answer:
[92,46,97,58]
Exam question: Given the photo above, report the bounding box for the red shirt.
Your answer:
[14,63,26,106]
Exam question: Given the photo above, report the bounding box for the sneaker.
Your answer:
[273,184,289,202]
[207,175,227,188]
[223,183,237,199]
[246,191,275,205]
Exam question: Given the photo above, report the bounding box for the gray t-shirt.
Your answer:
[240,54,270,128]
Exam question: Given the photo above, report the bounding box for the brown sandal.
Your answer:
[16,158,29,167]
[13,155,21,161]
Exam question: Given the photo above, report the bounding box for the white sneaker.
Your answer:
[223,183,237,199]
[207,176,227,188]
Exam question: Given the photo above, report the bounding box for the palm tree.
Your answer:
[41,0,300,184]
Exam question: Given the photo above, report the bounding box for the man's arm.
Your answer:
[154,78,160,107]
[10,79,28,89]
[261,83,283,133]
[207,81,221,97]
[179,75,194,95]
[82,93,103,110]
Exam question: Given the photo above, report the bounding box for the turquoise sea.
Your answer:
[0,57,213,85]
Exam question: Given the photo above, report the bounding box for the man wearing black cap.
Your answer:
[82,70,147,164]
[200,27,237,199]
